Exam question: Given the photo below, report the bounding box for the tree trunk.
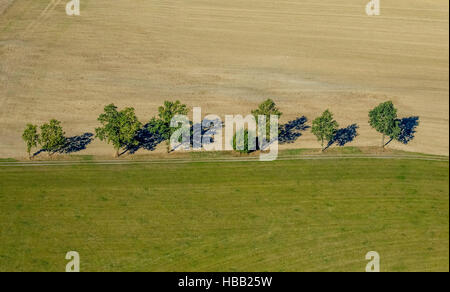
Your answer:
[385,137,394,147]
[321,139,324,152]
[381,133,385,150]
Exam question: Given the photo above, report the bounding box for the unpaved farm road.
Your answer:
[0,154,448,167]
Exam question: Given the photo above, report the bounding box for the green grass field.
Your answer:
[0,158,448,272]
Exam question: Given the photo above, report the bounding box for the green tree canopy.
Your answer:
[40,119,66,156]
[369,101,401,148]
[148,101,188,137]
[95,104,142,157]
[251,99,282,138]
[147,101,189,152]
[158,100,189,127]
[22,124,39,159]
[311,109,339,151]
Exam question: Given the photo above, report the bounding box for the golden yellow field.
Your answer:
[1,0,448,158]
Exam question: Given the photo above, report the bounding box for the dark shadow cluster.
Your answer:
[192,118,223,147]
[332,124,359,147]
[323,124,359,150]
[397,116,420,144]
[58,133,94,154]
[279,116,309,144]
[127,125,165,154]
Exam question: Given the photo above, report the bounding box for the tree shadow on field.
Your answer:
[325,124,359,150]
[192,118,223,147]
[333,124,359,147]
[33,132,95,157]
[126,118,224,155]
[127,125,165,154]
[396,116,420,145]
[279,116,309,144]
[385,116,420,146]
[58,133,94,154]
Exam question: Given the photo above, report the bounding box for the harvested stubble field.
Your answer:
[0,0,449,158]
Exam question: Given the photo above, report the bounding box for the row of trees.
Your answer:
[95,104,142,158]
[311,101,415,152]
[22,101,190,159]
[232,100,416,153]
[22,120,66,159]
[22,100,417,158]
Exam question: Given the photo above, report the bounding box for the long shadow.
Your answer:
[396,116,420,145]
[325,124,359,150]
[127,116,310,154]
[127,124,165,154]
[192,118,223,147]
[33,133,94,157]
[279,116,309,144]
[58,133,94,154]
[385,116,420,146]
[127,118,223,154]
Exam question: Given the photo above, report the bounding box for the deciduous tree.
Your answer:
[147,100,188,153]
[22,124,39,160]
[369,101,401,149]
[251,99,282,139]
[95,104,142,157]
[40,119,66,156]
[311,110,339,151]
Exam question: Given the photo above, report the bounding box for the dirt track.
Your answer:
[0,0,448,158]
[1,154,448,167]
